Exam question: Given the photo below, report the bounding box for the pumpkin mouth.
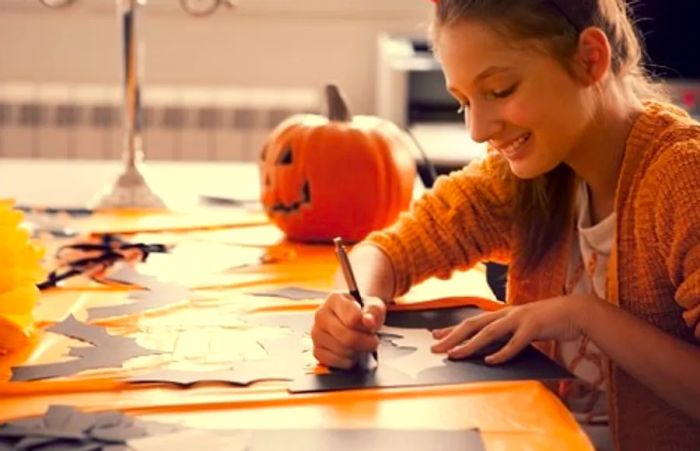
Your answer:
[269,181,311,213]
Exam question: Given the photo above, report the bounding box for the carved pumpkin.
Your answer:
[260,85,417,243]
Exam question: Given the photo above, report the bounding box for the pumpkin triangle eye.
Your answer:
[302,181,310,202]
[276,147,293,165]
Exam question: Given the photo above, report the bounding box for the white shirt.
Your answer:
[559,182,616,423]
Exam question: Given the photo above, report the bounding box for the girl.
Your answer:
[311,0,700,450]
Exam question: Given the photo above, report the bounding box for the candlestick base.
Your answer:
[90,165,166,210]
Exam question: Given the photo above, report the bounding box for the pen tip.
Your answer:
[333,237,343,246]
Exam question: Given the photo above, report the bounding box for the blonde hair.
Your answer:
[431,0,667,271]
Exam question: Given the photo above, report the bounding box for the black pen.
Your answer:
[333,237,379,363]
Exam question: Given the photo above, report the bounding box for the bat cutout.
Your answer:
[378,326,448,379]
[0,405,180,450]
[128,357,309,387]
[10,315,162,381]
[87,265,193,320]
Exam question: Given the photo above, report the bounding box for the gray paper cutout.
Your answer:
[47,315,113,346]
[0,405,180,450]
[90,424,148,443]
[245,428,485,451]
[28,441,100,451]
[93,412,124,430]
[14,436,55,450]
[15,405,99,451]
[10,315,161,382]
[248,286,329,301]
[0,426,84,440]
[42,405,74,431]
[128,429,250,451]
[87,266,193,320]
[4,418,42,430]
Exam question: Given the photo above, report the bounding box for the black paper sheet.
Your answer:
[289,306,573,393]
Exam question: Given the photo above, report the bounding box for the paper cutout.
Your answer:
[10,315,161,381]
[0,406,179,450]
[127,358,307,387]
[378,326,511,379]
[125,313,314,387]
[248,286,329,301]
[129,428,482,451]
[130,429,250,451]
[257,337,310,358]
[289,306,573,393]
[250,313,314,336]
[378,327,448,378]
[244,428,484,451]
[87,265,193,320]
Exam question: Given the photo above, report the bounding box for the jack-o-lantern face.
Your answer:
[262,145,311,214]
[259,85,417,243]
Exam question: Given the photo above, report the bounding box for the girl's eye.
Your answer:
[492,83,519,99]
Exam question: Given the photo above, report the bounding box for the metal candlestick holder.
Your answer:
[41,0,236,209]
[91,0,164,209]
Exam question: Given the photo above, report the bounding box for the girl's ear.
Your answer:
[574,27,612,86]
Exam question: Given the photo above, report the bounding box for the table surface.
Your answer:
[0,157,593,450]
[0,158,262,209]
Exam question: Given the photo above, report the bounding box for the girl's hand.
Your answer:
[311,292,386,369]
[431,295,594,364]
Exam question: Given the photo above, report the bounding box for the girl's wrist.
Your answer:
[572,294,607,337]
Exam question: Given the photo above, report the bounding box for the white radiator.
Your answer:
[0,82,319,161]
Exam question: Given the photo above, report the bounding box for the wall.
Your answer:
[0,0,432,115]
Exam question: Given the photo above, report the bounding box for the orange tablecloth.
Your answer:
[0,212,593,450]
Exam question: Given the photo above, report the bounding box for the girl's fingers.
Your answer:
[445,317,514,360]
[310,327,358,359]
[329,293,365,331]
[313,301,379,354]
[484,326,534,364]
[361,297,386,332]
[431,326,455,339]
[431,310,505,353]
[312,344,355,369]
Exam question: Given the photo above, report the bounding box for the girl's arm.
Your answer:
[331,244,396,303]
[581,297,700,422]
[431,294,700,422]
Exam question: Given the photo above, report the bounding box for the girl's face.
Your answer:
[436,20,593,179]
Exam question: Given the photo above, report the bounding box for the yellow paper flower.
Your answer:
[0,199,45,354]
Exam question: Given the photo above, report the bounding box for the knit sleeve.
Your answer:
[365,151,514,297]
[652,141,700,342]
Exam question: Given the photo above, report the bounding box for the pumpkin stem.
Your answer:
[325,84,352,122]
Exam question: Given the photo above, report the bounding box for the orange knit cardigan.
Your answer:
[367,102,700,450]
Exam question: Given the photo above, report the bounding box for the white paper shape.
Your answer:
[379,326,448,379]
